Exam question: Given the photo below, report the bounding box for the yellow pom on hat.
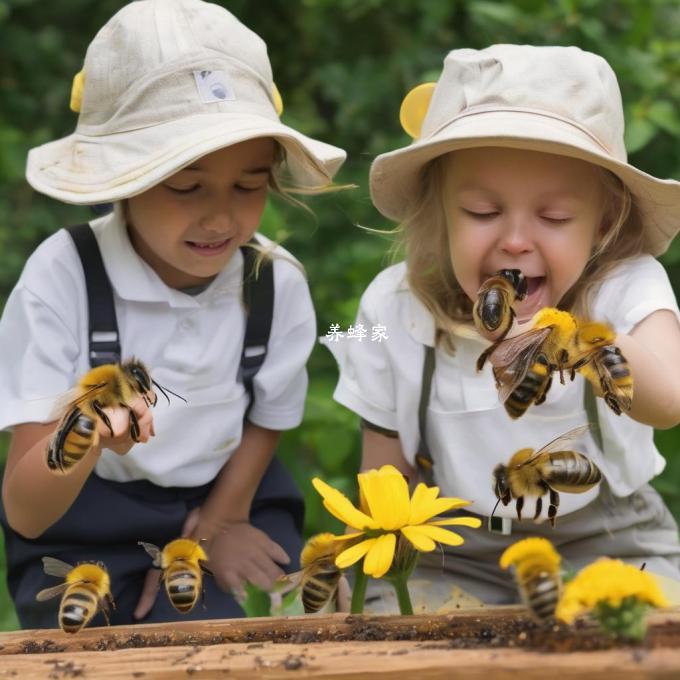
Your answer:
[70,70,85,113]
[399,82,435,139]
[272,82,283,116]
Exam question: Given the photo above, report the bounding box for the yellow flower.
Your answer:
[312,465,481,578]
[500,537,561,580]
[556,558,669,624]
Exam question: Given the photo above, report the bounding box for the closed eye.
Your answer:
[235,183,268,193]
[542,216,572,224]
[461,208,500,219]
[166,184,200,195]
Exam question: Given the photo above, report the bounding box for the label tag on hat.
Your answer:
[193,70,235,104]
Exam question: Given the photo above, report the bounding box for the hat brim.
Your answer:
[27,112,346,205]
[370,110,680,256]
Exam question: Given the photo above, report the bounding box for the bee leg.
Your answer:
[126,406,141,442]
[534,496,542,520]
[101,602,112,626]
[515,496,524,521]
[476,345,494,372]
[92,400,115,437]
[548,489,560,527]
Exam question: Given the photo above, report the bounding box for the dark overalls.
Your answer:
[0,224,304,628]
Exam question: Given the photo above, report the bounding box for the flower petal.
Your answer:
[429,517,482,528]
[408,483,472,524]
[401,525,436,552]
[358,467,410,530]
[335,538,376,569]
[363,532,397,578]
[404,524,465,549]
[312,478,377,530]
[333,532,365,542]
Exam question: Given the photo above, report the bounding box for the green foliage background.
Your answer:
[0,0,679,630]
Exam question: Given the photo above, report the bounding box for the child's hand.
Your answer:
[96,395,155,455]
[203,522,291,603]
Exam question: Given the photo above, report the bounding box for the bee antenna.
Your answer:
[490,498,501,520]
[151,379,188,404]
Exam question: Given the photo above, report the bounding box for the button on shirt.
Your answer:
[323,255,680,518]
[0,206,316,487]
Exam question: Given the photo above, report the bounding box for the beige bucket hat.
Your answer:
[27,0,346,205]
[370,44,680,256]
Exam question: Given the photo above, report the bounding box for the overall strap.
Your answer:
[238,240,274,414]
[67,224,121,367]
[415,344,436,485]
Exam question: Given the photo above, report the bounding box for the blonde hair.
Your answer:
[397,153,645,353]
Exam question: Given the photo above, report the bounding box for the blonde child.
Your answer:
[325,44,680,607]
[0,0,345,627]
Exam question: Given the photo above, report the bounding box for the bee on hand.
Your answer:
[570,321,633,415]
[276,533,344,614]
[492,425,602,526]
[47,359,185,473]
[35,557,115,633]
[139,538,211,613]
[474,269,528,371]
[500,538,562,623]
[483,308,578,419]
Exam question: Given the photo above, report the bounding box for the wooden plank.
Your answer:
[0,640,679,679]
[1,607,678,678]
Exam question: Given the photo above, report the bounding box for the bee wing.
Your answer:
[584,355,633,414]
[42,556,74,578]
[47,382,109,421]
[137,541,162,567]
[35,583,69,602]
[487,327,552,368]
[488,328,552,402]
[522,425,591,466]
[273,570,303,596]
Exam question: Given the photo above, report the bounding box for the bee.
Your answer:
[570,322,633,415]
[35,557,115,633]
[47,358,185,473]
[485,308,578,418]
[139,538,211,613]
[492,425,602,526]
[503,353,553,419]
[500,538,562,622]
[276,533,343,614]
[474,269,528,371]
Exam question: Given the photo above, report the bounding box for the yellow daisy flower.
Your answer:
[312,465,481,578]
[556,558,669,624]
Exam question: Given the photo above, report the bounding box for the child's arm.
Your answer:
[1,397,154,538]
[361,427,417,477]
[183,422,290,598]
[612,309,680,429]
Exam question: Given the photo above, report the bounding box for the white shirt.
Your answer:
[323,255,680,519]
[0,205,316,486]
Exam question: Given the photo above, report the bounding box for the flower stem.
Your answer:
[351,564,368,614]
[392,573,414,615]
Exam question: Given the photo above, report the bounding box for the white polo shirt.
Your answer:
[0,206,316,487]
[323,255,680,519]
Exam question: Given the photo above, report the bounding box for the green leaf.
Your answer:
[647,100,680,136]
[241,583,272,618]
[624,118,656,154]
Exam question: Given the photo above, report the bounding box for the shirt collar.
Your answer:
[399,267,486,347]
[93,205,243,308]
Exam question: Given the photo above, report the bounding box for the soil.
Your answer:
[14,611,680,655]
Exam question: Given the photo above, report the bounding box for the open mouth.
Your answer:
[516,276,547,321]
[185,238,231,256]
